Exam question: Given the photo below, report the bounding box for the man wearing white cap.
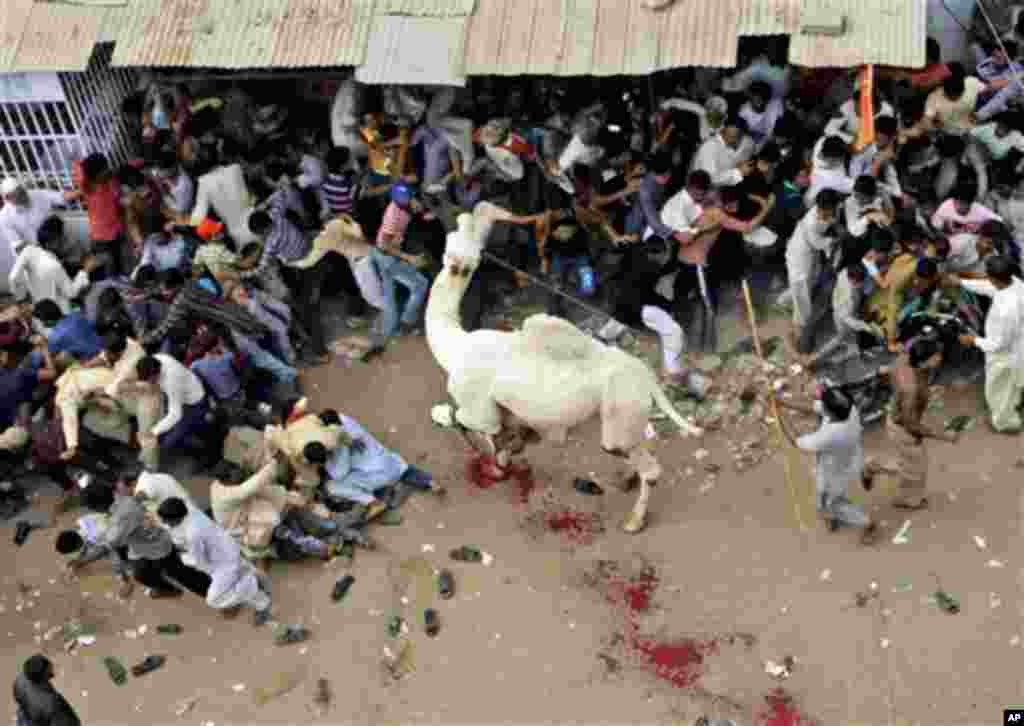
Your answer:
[0,178,69,294]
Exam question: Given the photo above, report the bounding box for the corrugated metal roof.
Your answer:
[0,0,35,73]
[7,3,111,72]
[109,0,375,69]
[737,0,801,36]
[464,0,745,76]
[356,15,467,85]
[376,0,476,16]
[788,0,928,68]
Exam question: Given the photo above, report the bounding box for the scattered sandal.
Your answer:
[437,569,455,600]
[331,575,355,603]
[131,655,166,677]
[274,625,311,645]
[860,523,879,546]
[449,546,483,563]
[573,478,603,496]
[424,609,440,638]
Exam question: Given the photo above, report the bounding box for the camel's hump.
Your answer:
[517,313,602,361]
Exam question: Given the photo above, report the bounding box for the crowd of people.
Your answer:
[6,31,1024,724]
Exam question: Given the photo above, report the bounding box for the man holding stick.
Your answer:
[775,386,879,544]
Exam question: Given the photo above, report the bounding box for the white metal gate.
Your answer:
[0,43,138,203]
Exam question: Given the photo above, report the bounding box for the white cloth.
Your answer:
[786,207,837,283]
[659,188,703,235]
[823,99,895,144]
[660,98,715,141]
[831,268,873,336]
[8,245,89,312]
[691,133,753,187]
[844,192,892,237]
[961,278,1024,362]
[135,471,197,511]
[178,509,268,611]
[599,305,685,374]
[642,305,685,374]
[805,137,854,206]
[151,353,206,437]
[961,277,1024,431]
[190,164,257,247]
[134,471,197,560]
[0,190,65,292]
[946,233,986,275]
[557,134,604,173]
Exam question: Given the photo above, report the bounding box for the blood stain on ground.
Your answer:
[632,638,719,689]
[466,455,539,504]
[754,689,814,726]
[546,511,603,545]
[598,564,719,690]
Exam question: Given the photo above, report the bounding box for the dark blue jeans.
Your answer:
[157,396,211,451]
[400,466,433,490]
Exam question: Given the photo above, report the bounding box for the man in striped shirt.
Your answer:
[320,147,357,221]
[246,208,329,362]
[139,269,267,353]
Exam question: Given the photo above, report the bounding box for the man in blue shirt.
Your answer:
[0,342,56,487]
[32,299,103,363]
[302,412,439,518]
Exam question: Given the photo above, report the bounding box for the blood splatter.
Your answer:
[601,565,718,690]
[546,511,602,545]
[633,638,719,689]
[755,689,810,726]
[507,462,537,504]
[607,570,660,614]
[466,455,539,503]
[465,455,504,491]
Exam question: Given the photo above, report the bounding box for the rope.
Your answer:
[477,249,654,337]
[976,0,1024,96]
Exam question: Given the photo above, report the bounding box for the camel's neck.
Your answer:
[425,267,471,373]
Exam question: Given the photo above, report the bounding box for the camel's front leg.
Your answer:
[622,446,662,534]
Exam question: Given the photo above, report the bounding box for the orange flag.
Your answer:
[854,65,876,152]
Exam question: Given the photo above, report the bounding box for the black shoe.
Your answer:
[438,569,455,600]
[131,655,166,677]
[331,575,355,603]
[13,521,34,547]
[424,609,440,637]
[573,478,603,496]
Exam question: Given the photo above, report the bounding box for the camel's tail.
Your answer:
[650,383,704,438]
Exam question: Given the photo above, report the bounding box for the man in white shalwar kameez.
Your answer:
[949,256,1024,432]
[157,497,272,623]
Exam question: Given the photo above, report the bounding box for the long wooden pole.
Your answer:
[741,279,809,531]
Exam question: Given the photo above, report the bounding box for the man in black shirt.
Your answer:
[13,655,80,726]
[540,205,598,318]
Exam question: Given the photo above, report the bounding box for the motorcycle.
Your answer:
[816,309,982,426]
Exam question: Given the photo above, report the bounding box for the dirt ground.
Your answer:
[2,303,1022,726]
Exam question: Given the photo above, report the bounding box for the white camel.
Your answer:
[425,203,703,534]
